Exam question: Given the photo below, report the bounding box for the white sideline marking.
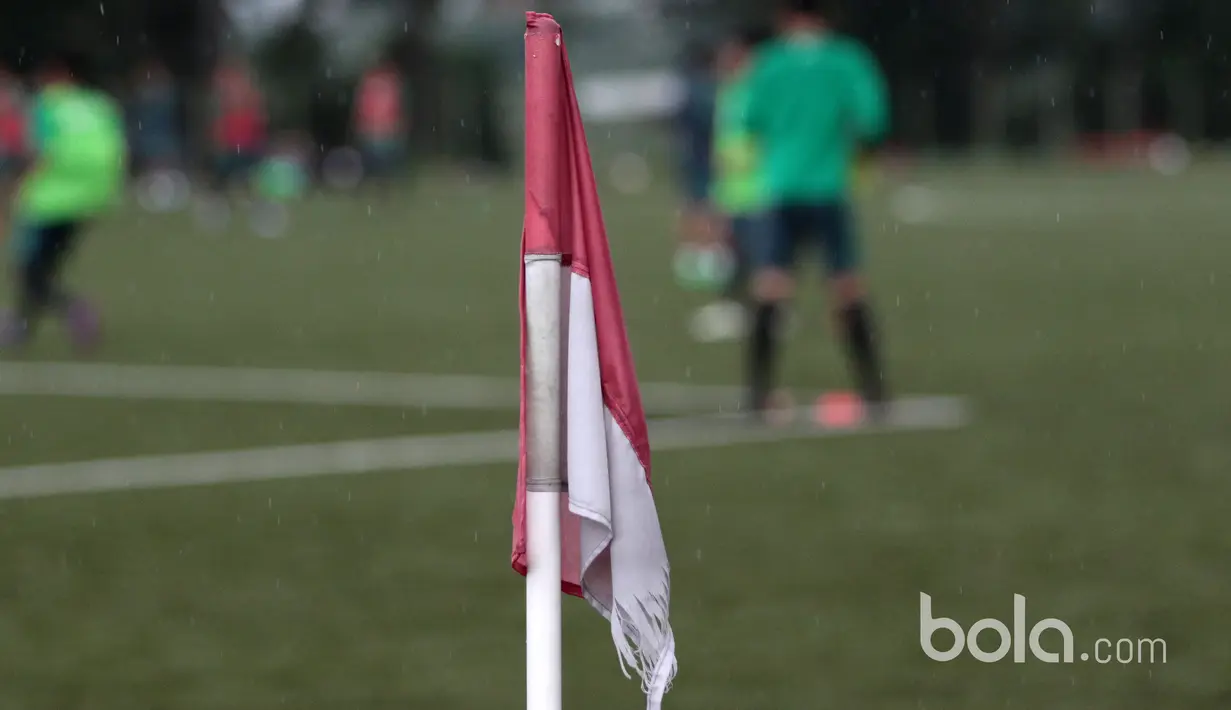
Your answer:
[0,362,741,413]
[0,397,968,501]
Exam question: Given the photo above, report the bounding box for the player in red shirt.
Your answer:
[0,65,28,197]
[352,57,407,194]
[210,61,267,194]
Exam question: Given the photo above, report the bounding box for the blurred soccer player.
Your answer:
[689,26,774,342]
[1,49,125,350]
[741,0,890,416]
[129,59,182,176]
[674,41,719,248]
[210,61,267,194]
[0,65,28,202]
[353,55,408,195]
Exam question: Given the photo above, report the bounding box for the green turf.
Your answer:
[0,160,1229,709]
[0,398,514,466]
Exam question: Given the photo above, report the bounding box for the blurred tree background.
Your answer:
[0,0,1228,164]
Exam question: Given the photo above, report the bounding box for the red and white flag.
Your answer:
[512,12,676,710]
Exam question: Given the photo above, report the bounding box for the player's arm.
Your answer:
[738,54,769,140]
[109,100,131,180]
[15,96,51,183]
[847,43,890,153]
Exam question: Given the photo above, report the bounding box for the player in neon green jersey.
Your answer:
[688,26,774,343]
[2,49,125,350]
[740,0,891,417]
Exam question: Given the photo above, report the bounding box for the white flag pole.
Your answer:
[523,14,566,710]
[523,252,565,710]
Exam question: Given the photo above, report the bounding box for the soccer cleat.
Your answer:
[764,390,797,427]
[813,389,894,427]
[814,391,864,428]
[64,298,101,352]
[861,375,891,423]
[864,400,892,425]
[745,389,795,427]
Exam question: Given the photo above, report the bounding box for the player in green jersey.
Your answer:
[2,49,125,350]
[740,0,891,418]
[688,26,774,343]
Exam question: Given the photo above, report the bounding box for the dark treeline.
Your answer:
[0,0,218,83]
[3,0,1229,152]
[672,0,1231,146]
[0,0,501,165]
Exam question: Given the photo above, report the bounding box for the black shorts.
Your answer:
[753,201,860,276]
[11,221,82,286]
[359,139,405,179]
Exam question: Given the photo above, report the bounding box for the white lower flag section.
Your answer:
[561,269,676,701]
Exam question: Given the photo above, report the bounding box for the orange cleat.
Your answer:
[813,391,865,429]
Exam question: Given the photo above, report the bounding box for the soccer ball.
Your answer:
[673,245,735,293]
[254,157,308,202]
[688,300,747,343]
[136,169,191,213]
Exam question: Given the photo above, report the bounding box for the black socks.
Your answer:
[747,303,780,412]
[746,300,887,416]
[840,301,886,404]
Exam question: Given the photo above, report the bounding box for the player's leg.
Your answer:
[746,205,797,415]
[675,146,715,247]
[395,140,414,193]
[677,201,709,249]
[368,139,400,199]
[2,221,37,347]
[816,201,887,406]
[359,141,378,190]
[688,213,748,343]
[238,150,262,198]
[48,222,100,350]
[377,141,399,197]
[210,153,232,194]
[18,222,96,349]
[734,215,796,341]
[725,214,753,304]
[9,223,63,342]
[214,149,257,198]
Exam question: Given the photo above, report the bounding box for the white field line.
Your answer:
[0,397,968,501]
[0,362,741,414]
[884,184,1231,229]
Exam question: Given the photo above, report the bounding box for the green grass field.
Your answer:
[1,158,1229,709]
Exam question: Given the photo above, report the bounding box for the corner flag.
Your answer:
[512,12,676,710]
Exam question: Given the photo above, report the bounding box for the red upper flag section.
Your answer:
[523,13,565,257]
[519,12,650,478]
